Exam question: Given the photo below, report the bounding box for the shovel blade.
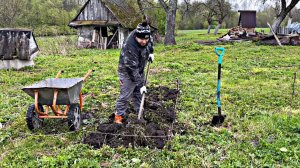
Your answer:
[211,115,226,126]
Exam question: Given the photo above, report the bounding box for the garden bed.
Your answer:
[83,85,186,149]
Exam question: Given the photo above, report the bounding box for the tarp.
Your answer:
[288,22,300,34]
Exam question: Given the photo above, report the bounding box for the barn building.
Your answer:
[69,0,157,49]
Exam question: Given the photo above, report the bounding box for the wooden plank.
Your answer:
[267,22,282,47]
[77,0,116,21]
[103,37,107,50]
[106,29,118,48]
[0,35,4,59]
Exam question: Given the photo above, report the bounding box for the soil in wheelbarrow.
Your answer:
[83,86,187,149]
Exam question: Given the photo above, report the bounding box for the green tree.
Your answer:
[0,0,27,27]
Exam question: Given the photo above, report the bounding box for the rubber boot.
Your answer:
[114,115,123,124]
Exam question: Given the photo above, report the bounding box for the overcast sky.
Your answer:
[177,0,300,11]
[176,0,258,10]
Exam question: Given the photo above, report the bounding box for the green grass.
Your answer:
[1,29,300,167]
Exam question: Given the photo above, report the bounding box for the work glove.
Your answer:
[140,86,147,95]
[148,54,154,63]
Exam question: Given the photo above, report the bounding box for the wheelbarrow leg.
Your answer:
[53,70,64,114]
[34,90,46,116]
[51,89,64,115]
[79,91,83,111]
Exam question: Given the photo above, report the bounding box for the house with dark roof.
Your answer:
[69,0,156,49]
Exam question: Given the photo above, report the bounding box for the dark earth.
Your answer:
[83,86,186,149]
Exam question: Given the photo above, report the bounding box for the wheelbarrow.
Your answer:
[22,70,94,131]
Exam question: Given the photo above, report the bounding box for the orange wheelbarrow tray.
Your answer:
[22,70,94,131]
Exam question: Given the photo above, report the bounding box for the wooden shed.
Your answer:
[0,28,39,69]
[238,10,256,28]
[69,0,156,49]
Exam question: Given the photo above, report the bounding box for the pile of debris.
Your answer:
[218,26,265,42]
[217,26,300,46]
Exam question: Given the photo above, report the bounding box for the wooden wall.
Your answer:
[0,30,38,60]
[77,0,117,22]
[77,26,129,49]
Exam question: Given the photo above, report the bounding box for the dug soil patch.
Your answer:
[84,86,186,149]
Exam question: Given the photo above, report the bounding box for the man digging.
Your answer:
[114,21,154,124]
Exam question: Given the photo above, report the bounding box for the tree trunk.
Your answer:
[158,0,177,45]
[207,24,212,34]
[287,12,293,27]
[214,24,221,35]
[164,0,177,45]
[271,0,300,32]
[272,13,288,33]
[287,17,292,27]
[207,18,212,34]
[214,20,222,35]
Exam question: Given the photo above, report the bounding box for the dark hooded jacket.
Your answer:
[118,29,153,84]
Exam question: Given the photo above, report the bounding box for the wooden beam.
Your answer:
[267,22,282,47]
[106,29,118,48]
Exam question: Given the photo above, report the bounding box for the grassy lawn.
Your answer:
[0,29,300,167]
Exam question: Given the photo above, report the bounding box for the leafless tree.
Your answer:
[262,0,300,32]
[202,0,217,34]
[201,0,231,35]
[212,0,231,35]
[204,10,215,34]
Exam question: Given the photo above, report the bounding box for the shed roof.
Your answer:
[69,0,143,29]
[238,10,256,13]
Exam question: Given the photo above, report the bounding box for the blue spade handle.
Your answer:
[215,47,225,115]
[215,47,225,64]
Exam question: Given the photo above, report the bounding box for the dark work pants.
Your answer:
[115,72,144,116]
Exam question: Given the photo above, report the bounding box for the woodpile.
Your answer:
[218,26,300,46]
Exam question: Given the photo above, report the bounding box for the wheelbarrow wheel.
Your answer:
[68,104,81,131]
[26,104,44,130]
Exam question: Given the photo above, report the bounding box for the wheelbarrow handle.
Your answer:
[215,47,225,64]
[82,69,95,82]
[55,70,64,78]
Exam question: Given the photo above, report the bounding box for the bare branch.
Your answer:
[281,0,287,10]
[137,0,146,18]
[158,0,169,12]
